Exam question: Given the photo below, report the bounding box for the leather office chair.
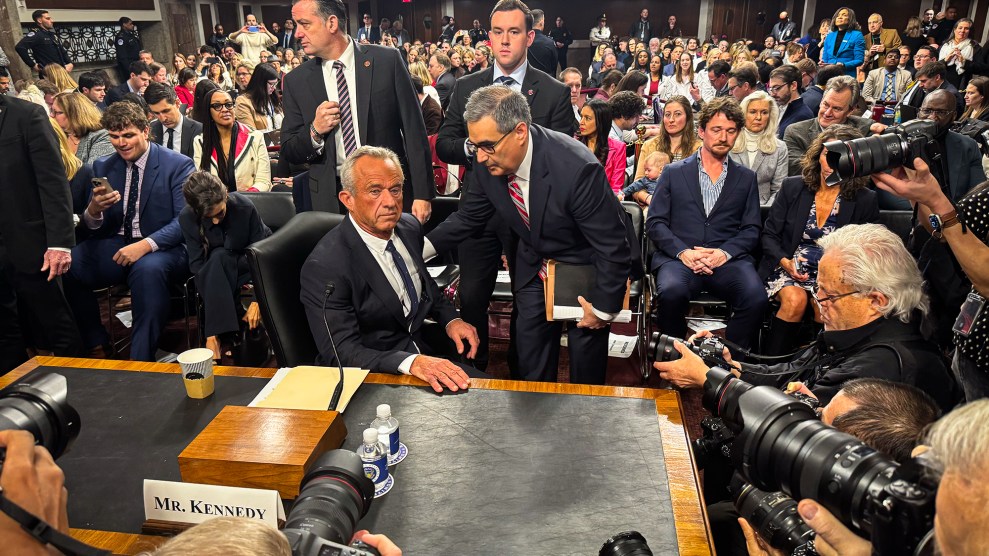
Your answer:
[879,210,914,244]
[241,191,296,233]
[621,201,655,380]
[247,211,345,367]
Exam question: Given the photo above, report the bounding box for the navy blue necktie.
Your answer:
[495,76,516,87]
[123,165,140,240]
[386,240,420,319]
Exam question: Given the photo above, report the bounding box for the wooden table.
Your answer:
[4,357,714,555]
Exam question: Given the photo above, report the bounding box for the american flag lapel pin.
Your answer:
[527,89,533,96]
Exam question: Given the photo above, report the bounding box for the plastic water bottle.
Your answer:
[371,404,400,458]
[359,428,389,489]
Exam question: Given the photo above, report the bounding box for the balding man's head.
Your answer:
[921,89,957,133]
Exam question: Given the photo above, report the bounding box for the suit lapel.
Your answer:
[520,66,539,107]
[182,118,195,154]
[528,133,550,244]
[343,217,408,327]
[393,219,429,322]
[353,40,371,144]
[0,97,9,138]
[683,153,706,216]
[793,187,816,247]
[139,144,159,217]
[835,194,857,227]
[707,159,738,218]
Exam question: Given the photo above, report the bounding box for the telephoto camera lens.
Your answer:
[730,474,817,555]
[599,531,653,556]
[282,450,375,548]
[0,372,80,460]
[823,120,939,185]
[648,332,682,362]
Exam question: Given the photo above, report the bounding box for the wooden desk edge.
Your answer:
[16,357,713,555]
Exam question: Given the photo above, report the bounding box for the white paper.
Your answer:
[687,319,728,333]
[426,266,446,278]
[608,333,638,358]
[144,479,285,528]
[247,366,367,413]
[551,307,633,323]
[496,270,511,283]
[116,310,133,328]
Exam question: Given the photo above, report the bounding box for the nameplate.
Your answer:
[143,479,285,528]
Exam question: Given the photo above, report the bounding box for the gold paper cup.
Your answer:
[178,348,215,399]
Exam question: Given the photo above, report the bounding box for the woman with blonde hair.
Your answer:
[51,92,114,164]
[940,18,975,88]
[661,51,713,101]
[729,91,788,205]
[169,53,186,85]
[47,117,93,216]
[901,17,925,54]
[470,45,491,73]
[43,63,77,92]
[408,61,440,105]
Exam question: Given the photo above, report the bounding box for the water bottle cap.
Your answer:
[376,404,391,418]
[363,428,379,444]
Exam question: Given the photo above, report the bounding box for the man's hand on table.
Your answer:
[410,356,471,393]
[0,430,69,556]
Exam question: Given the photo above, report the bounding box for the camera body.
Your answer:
[648,332,732,369]
[823,119,942,185]
[702,367,937,555]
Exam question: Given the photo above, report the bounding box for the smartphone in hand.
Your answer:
[92,177,114,194]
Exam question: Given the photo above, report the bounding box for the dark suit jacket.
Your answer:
[646,152,762,272]
[434,70,456,110]
[88,143,195,250]
[783,116,875,176]
[528,30,558,75]
[104,82,133,106]
[179,192,271,274]
[427,125,635,313]
[281,39,433,213]
[758,176,880,279]
[356,26,381,44]
[151,116,203,160]
[434,65,576,169]
[274,31,299,51]
[944,130,986,202]
[0,96,75,273]
[300,214,459,371]
[777,97,815,139]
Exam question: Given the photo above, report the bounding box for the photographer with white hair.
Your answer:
[654,223,959,410]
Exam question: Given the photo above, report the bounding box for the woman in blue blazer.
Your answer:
[820,7,865,77]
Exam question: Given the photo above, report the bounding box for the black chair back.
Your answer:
[247,211,345,367]
[292,171,312,213]
[241,191,296,233]
[879,210,914,244]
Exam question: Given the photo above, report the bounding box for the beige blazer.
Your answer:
[862,67,912,103]
[192,126,272,192]
[234,94,269,132]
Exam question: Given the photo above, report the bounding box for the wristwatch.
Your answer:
[929,209,959,239]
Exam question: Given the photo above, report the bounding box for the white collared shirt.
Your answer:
[320,39,363,171]
[164,114,184,153]
[350,217,422,374]
[492,61,528,92]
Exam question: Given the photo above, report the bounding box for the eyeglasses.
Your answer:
[919,108,954,118]
[811,285,861,305]
[465,126,516,156]
[209,102,235,111]
[767,83,788,94]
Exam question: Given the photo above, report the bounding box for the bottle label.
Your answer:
[363,455,389,485]
[388,426,400,455]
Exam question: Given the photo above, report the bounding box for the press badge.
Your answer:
[953,293,986,337]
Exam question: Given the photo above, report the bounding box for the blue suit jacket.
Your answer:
[90,142,195,250]
[820,29,865,76]
[777,97,815,139]
[646,152,762,272]
[427,125,636,314]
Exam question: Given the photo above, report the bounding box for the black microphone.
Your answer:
[321,282,346,411]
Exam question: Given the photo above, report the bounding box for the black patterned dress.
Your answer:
[766,197,841,297]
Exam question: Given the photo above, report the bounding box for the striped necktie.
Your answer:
[507,174,547,280]
[881,72,896,102]
[333,60,357,156]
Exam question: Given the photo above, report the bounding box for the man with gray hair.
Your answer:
[783,75,882,175]
[300,146,485,392]
[424,85,637,384]
[654,223,958,409]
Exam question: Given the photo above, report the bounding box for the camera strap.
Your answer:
[0,490,109,556]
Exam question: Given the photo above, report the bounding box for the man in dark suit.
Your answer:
[0,95,84,372]
[301,146,482,392]
[428,53,457,110]
[646,98,767,350]
[145,83,202,160]
[548,17,573,70]
[276,20,299,51]
[62,102,195,361]
[427,86,635,385]
[768,66,814,139]
[433,0,576,372]
[356,14,381,44]
[282,0,433,223]
[527,9,557,75]
[770,12,797,43]
[114,17,142,84]
[105,61,152,106]
[909,61,965,118]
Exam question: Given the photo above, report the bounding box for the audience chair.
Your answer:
[248,211,345,367]
[423,196,462,297]
[621,201,656,381]
[241,191,296,233]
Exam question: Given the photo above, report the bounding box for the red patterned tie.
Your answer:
[507,174,547,280]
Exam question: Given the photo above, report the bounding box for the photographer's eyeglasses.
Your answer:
[918,108,954,118]
[811,286,860,305]
[210,102,235,112]
[465,126,516,157]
